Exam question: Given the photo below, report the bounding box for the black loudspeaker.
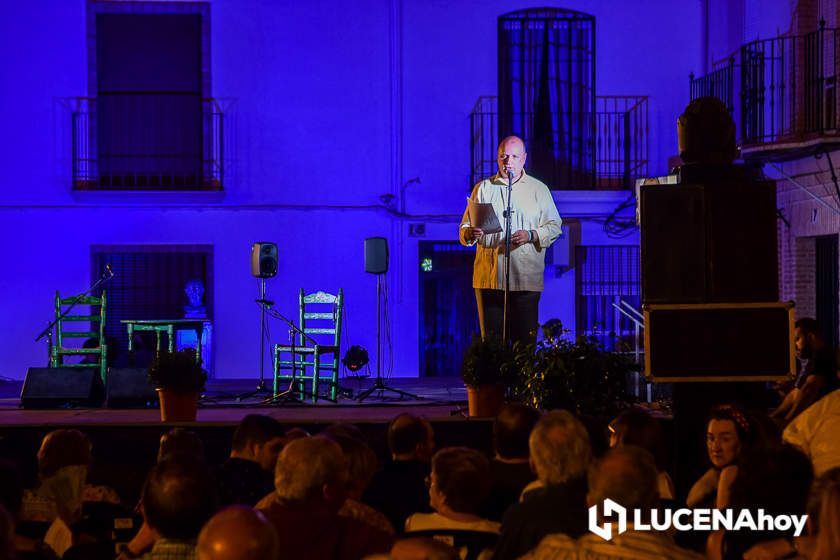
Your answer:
[644,302,795,382]
[21,368,105,409]
[364,237,388,274]
[250,242,278,278]
[106,368,158,408]
[639,165,778,303]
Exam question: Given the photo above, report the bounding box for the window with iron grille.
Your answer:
[574,245,640,350]
[77,2,222,191]
[91,245,212,367]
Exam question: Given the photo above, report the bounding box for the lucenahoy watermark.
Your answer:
[589,499,808,542]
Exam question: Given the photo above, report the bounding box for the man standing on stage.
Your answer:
[459,135,562,346]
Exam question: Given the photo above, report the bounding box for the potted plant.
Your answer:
[148,348,207,422]
[461,335,516,417]
[512,321,636,418]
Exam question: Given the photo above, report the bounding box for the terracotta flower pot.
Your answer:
[466,384,505,418]
[156,388,199,422]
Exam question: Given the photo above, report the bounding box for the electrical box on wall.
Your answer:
[548,219,581,275]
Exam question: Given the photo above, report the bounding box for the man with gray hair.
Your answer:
[491,410,591,560]
[257,436,392,559]
[522,446,702,559]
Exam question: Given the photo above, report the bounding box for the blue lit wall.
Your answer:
[0,0,703,379]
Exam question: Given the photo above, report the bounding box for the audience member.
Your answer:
[132,455,219,560]
[686,405,755,510]
[609,407,675,501]
[492,410,590,560]
[741,466,840,560]
[482,404,540,521]
[258,436,392,559]
[783,386,840,476]
[706,444,812,560]
[196,506,278,560]
[522,446,702,560]
[0,460,55,559]
[157,428,205,463]
[325,432,394,534]
[809,467,840,560]
[389,536,460,560]
[406,447,499,534]
[364,413,435,530]
[772,318,838,423]
[216,415,283,506]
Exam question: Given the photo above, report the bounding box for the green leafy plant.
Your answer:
[512,321,637,416]
[461,335,516,387]
[148,349,207,394]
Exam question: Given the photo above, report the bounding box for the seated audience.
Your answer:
[706,444,812,560]
[364,413,435,530]
[125,455,218,560]
[406,446,499,534]
[783,386,840,476]
[522,446,702,560]
[258,436,392,559]
[482,403,540,521]
[216,415,284,506]
[609,407,675,501]
[686,405,755,510]
[197,506,278,560]
[772,318,838,424]
[492,410,591,560]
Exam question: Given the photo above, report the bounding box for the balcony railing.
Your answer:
[690,21,840,148]
[68,95,226,190]
[469,95,648,189]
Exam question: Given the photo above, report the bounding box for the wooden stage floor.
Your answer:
[0,376,471,426]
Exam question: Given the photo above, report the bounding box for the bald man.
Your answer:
[197,506,278,560]
[460,136,562,347]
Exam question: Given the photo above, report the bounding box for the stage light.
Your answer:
[342,345,369,372]
[421,258,433,272]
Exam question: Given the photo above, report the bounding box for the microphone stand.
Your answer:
[262,306,320,403]
[236,278,275,401]
[34,267,113,367]
[502,170,514,345]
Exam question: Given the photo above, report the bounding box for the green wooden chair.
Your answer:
[273,289,343,402]
[50,290,107,385]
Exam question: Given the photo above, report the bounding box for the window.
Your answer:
[575,245,640,350]
[91,245,213,369]
[77,2,221,191]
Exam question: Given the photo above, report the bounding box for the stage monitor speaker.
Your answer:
[644,302,795,382]
[21,368,105,409]
[639,166,778,303]
[250,242,278,278]
[106,368,158,408]
[364,237,388,274]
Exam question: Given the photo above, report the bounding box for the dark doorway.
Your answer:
[815,234,839,347]
[419,242,479,377]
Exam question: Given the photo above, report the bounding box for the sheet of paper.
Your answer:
[467,198,502,234]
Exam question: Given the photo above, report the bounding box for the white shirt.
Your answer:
[459,172,562,292]
[783,388,840,476]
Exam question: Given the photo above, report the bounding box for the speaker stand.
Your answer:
[237,278,274,401]
[356,274,422,402]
